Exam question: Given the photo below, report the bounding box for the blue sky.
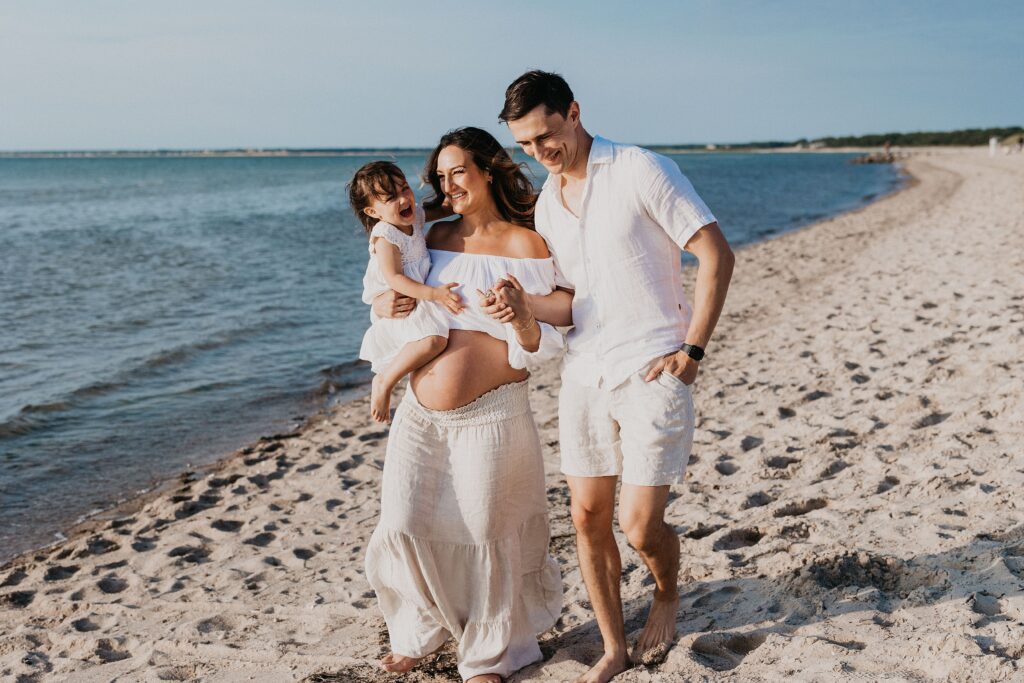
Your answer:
[1,0,1021,150]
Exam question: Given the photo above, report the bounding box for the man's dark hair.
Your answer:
[499,70,574,123]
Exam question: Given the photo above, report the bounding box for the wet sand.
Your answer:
[2,148,1022,682]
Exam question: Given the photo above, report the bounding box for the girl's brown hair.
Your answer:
[422,127,536,229]
[347,160,408,233]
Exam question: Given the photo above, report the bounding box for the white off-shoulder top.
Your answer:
[424,249,564,369]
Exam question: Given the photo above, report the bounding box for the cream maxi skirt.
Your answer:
[365,380,562,680]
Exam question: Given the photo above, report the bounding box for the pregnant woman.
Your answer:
[364,127,572,682]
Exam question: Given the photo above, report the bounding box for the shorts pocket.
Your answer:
[657,370,691,390]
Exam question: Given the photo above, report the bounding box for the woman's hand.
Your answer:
[478,275,533,325]
[495,275,536,332]
[431,282,463,314]
[477,285,514,324]
[372,290,417,319]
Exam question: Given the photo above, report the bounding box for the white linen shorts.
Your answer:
[559,366,695,486]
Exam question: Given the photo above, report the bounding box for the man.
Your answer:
[500,70,734,683]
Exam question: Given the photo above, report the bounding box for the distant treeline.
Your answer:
[809,127,1024,148]
[647,126,1024,152]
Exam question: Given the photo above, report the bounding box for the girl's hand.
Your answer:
[431,282,463,314]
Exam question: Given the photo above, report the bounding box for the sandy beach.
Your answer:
[2,148,1022,682]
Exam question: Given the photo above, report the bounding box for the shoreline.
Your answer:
[0,159,908,572]
[0,145,977,160]
[5,148,1022,681]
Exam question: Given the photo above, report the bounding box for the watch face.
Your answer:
[684,344,704,361]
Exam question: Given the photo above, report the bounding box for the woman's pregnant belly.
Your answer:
[410,330,528,411]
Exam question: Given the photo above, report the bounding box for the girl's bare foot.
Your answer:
[370,375,392,423]
[381,652,421,672]
[466,675,502,682]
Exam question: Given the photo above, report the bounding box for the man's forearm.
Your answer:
[685,251,734,349]
[527,289,574,327]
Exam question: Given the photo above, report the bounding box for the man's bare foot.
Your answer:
[466,675,502,682]
[634,593,679,656]
[370,375,393,423]
[575,651,628,683]
[380,652,421,672]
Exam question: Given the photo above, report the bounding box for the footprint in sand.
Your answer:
[95,638,131,663]
[685,524,725,540]
[72,616,100,632]
[876,475,900,494]
[773,498,827,518]
[168,545,211,564]
[818,459,849,479]
[690,631,768,672]
[715,460,739,476]
[132,536,157,552]
[196,615,235,635]
[740,436,763,452]
[84,536,120,556]
[913,412,951,429]
[713,528,763,552]
[97,575,128,594]
[691,585,741,610]
[969,592,1003,617]
[293,548,317,561]
[211,519,243,533]
[742,491,774,509]
[244,532,276,548]
[803,390,831,402]
[43,565,80,582]
[0,590,35,608]
[1,569,27,587]
[358,429,389,442]
[765,455,800,469]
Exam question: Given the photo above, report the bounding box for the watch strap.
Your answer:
[681,343,705,361]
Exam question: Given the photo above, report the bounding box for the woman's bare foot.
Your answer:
[575,650,628,683]
[634,593,679,655]
[466,675,502,683]
[380,652,421,672]
[370,375,393,423]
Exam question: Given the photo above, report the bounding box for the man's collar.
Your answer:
[589,135,613,165]
[541,135,612,190]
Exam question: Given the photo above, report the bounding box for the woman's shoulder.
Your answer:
[425,218,462,249]
[501,225,549,259]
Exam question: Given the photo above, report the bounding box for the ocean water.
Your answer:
[0,152,900,562]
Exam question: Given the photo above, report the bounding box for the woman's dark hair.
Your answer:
[423,127,536,229]
[499,70,574,123]
[347,160,407,233]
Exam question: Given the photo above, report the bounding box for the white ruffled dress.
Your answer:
[359,208,449,373]
[365,248,565,680]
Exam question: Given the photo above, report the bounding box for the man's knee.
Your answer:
[570,498,614,539]
[621,522,666,556]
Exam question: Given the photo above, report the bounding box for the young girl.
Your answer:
[349,161,461,422]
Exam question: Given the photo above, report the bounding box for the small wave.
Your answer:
[2,321,290,440]
[0,415,40,438]
[315,359,372,398]
[19,401,71,414]
[0,400,75,438]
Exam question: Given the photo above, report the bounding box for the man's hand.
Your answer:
[478,275,534,327]
[372,289,417,319]
[644,350,698,385]
[477,287,513,322]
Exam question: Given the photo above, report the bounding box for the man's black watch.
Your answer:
[680,343,705,362]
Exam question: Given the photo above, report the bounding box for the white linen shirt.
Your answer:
[535,136,717,390]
